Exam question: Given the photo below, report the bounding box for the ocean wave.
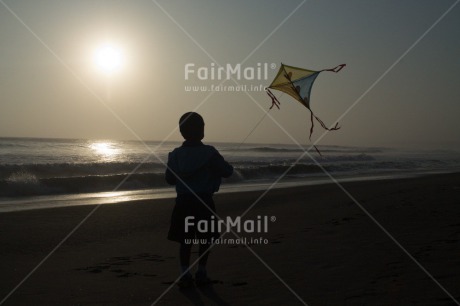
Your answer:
[0,162,166,180]
[0,153,375,180]
[0,157,450,197]
[0,162,324,196]
[241,146,384,154]
[0,173,169,197]
[1,164,319,196]
[243,146,302,153]
[236,163,324,180]
[231,153,375,167]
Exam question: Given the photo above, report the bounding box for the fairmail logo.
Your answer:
[185,215,276,234]
[184,62,276,81]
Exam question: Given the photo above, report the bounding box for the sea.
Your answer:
[0,137,459,212]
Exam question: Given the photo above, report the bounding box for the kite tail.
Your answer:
[309,111,314,140]
[307,63,344,154]
[313,145,322,157]
[308,111,340,140]
[308,110,340,156]
[313,114,340,133]
[266,88,281,109]
[308,110,322,156]
[323,64,346,73]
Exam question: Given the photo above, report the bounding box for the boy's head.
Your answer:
[179,112,204,141]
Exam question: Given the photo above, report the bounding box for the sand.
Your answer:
[1,173,460,305]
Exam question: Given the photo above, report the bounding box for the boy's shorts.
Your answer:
[167,193,220,243]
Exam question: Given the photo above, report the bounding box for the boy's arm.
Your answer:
[210,150,233,178]
[165,153,177,185]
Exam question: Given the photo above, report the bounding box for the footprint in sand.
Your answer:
[161,281,174,285]
[117,272,139,278]
[162,279,223,286]
[75,253,169,278]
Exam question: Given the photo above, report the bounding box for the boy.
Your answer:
[165,112,233,288]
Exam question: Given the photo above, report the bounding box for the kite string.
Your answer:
[229,92,284,158]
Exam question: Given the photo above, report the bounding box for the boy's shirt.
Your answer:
[165,140,233,195]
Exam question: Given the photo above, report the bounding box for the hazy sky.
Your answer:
[1,0,459,149]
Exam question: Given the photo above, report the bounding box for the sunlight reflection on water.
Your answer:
[89,141,121,161]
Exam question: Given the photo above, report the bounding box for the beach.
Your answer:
[1,172,459,305]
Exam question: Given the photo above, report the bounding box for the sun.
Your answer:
[93,43,124,75]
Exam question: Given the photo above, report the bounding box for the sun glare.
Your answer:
[93,43,124,75]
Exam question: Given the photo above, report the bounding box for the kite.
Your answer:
[266,63,346,153]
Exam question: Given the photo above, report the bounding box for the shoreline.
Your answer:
[1,172,459,304]
[1,170,457,213]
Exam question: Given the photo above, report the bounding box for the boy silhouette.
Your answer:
[166,112,233,288]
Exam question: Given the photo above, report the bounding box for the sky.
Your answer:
[1,0,459,149]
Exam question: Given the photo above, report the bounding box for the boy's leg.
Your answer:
[195,241,212,284]
[194,195,215,284]
[196,196,214,270]
[177,243,194,289]
[198,241,211,267]
[179,243,193,277]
